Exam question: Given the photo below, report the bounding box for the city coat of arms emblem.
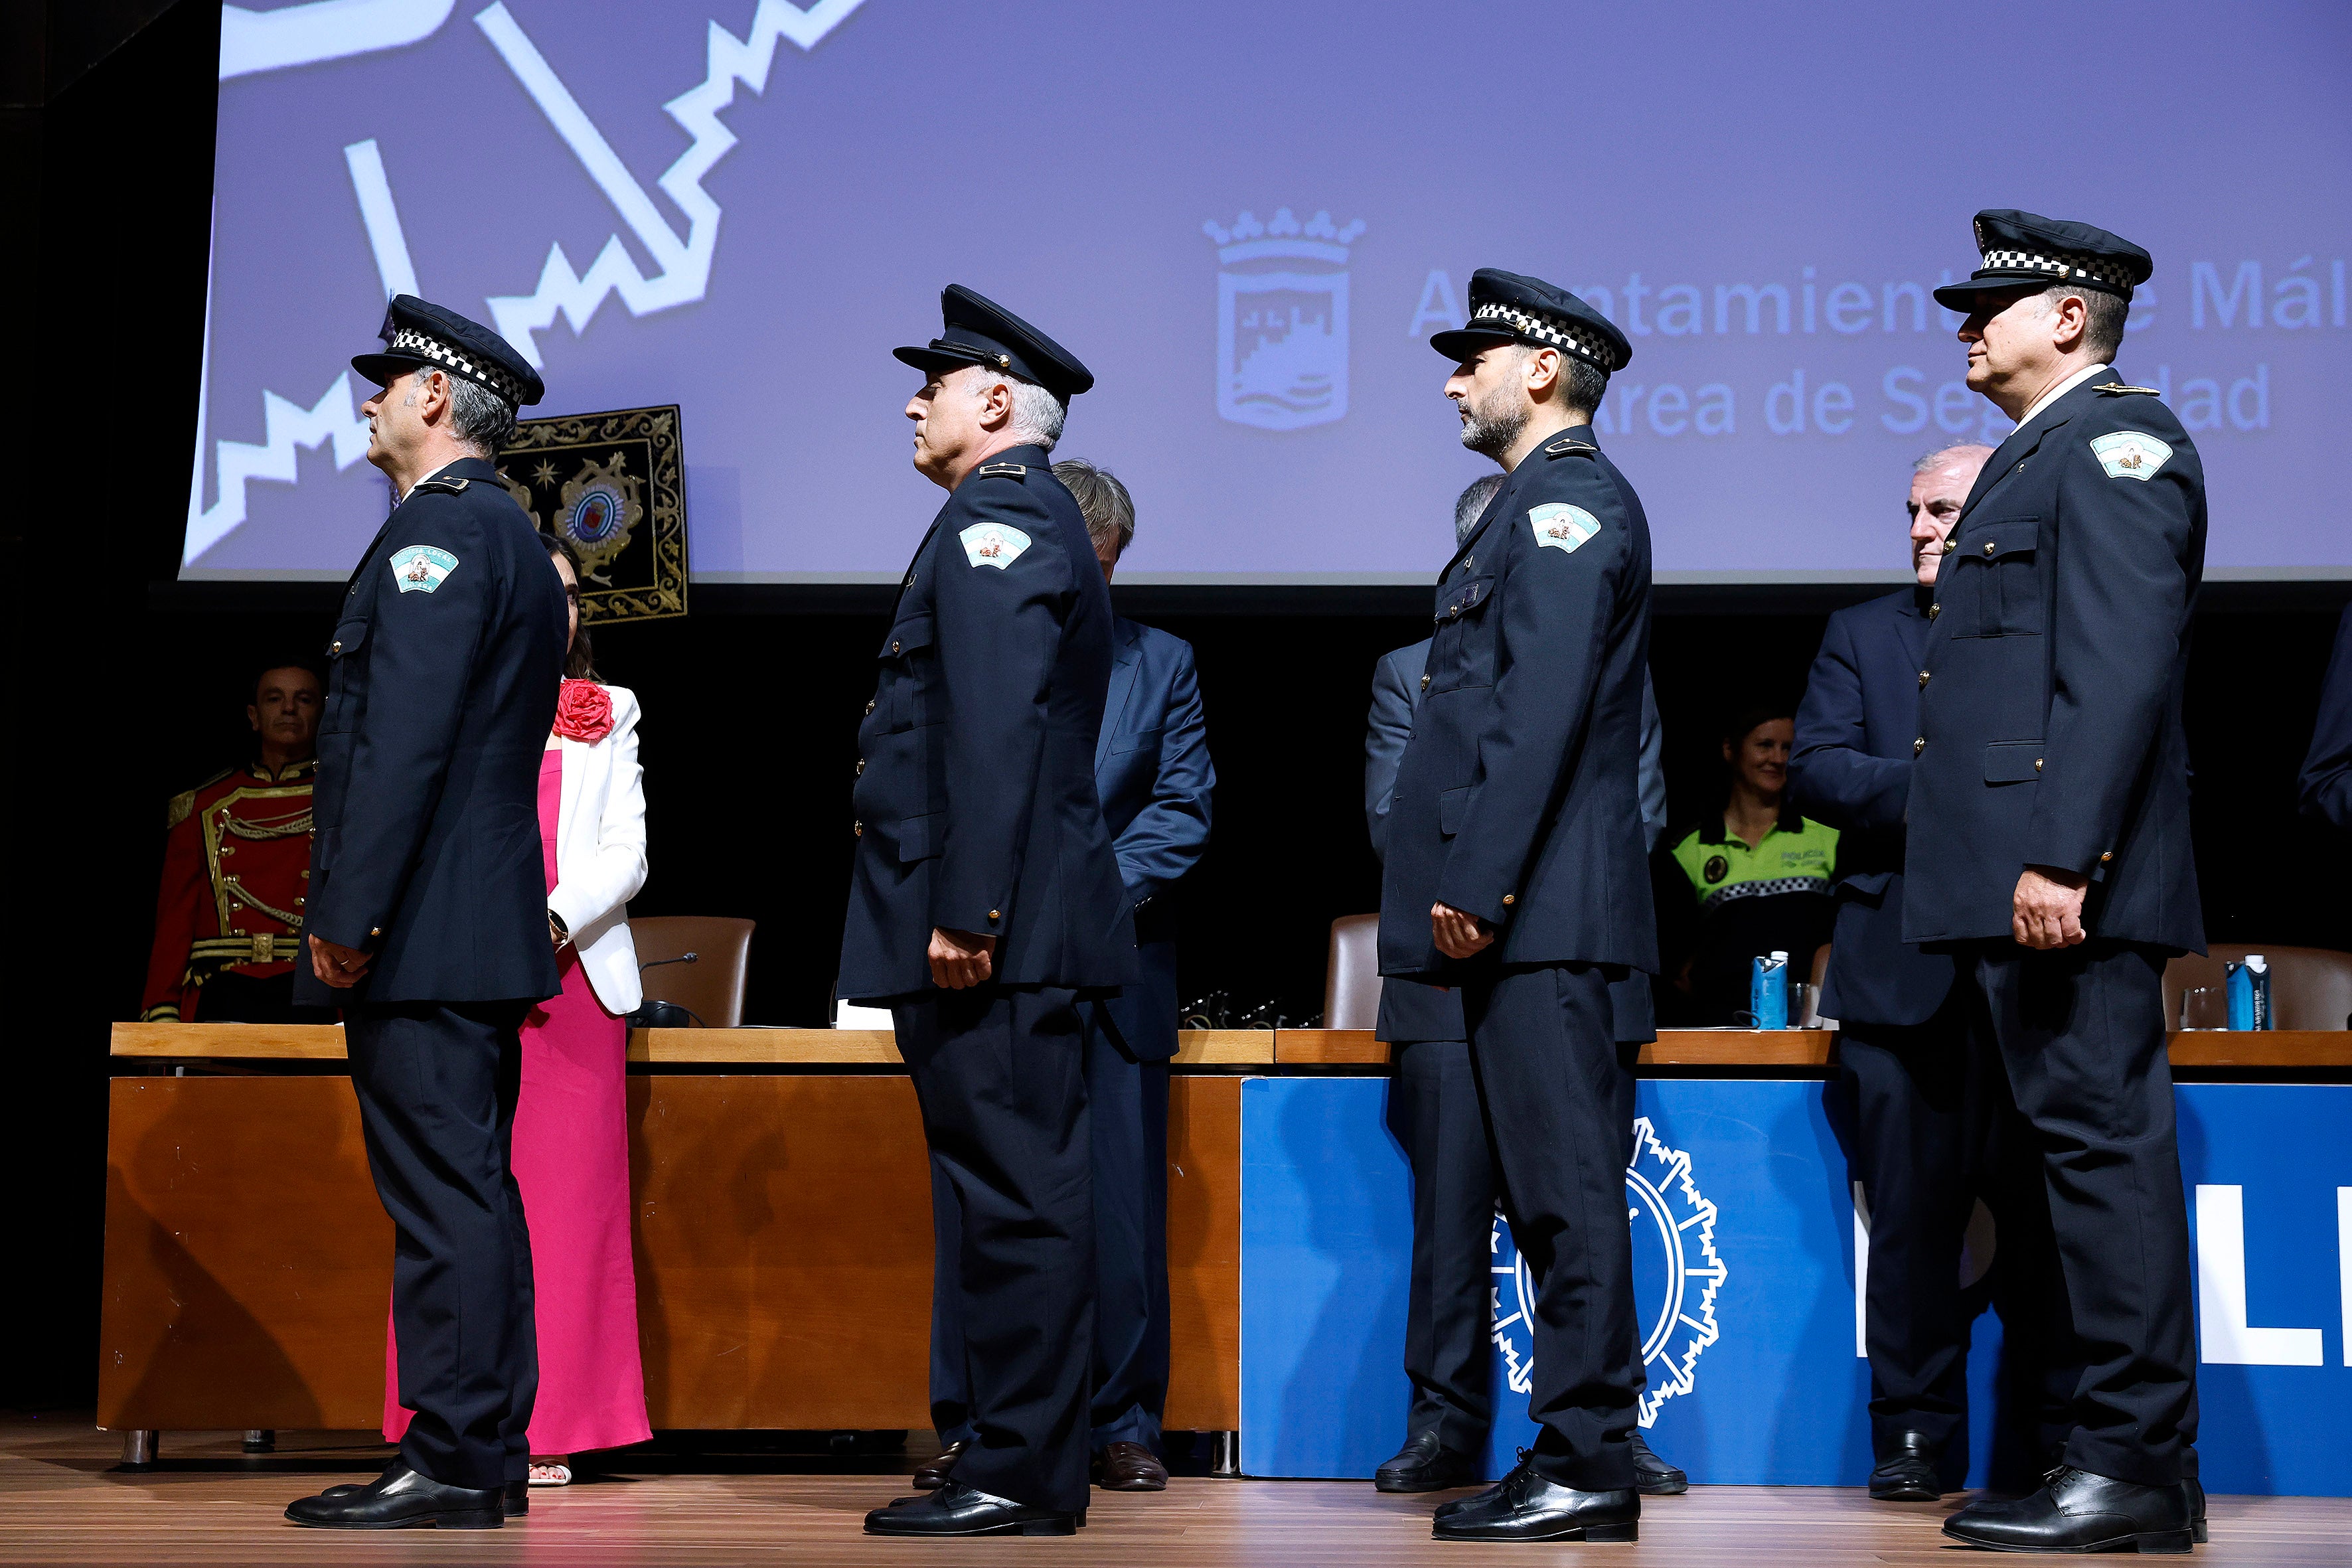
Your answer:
[1204,207,1364,431]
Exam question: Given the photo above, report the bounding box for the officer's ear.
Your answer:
[2045,290,2090,354]
[975,375,1015,432]
[1523,345,1565,403]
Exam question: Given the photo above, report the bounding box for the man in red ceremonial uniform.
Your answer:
[141,663,331,1024]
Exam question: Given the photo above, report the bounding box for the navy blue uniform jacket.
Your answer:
[1093,617,1215,1060]
[838,446,1138,1000]
[297,456,568,1005]
[1788,589,1960,1026]
[1378,427,1657,980]
[2298,606,2352,832]
[1905,378,2206,951]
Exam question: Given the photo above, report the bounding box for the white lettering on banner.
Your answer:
[2196,1185,2323,1366]
[2341,1188,2352,1368]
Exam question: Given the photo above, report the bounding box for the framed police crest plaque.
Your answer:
[498,405,686,624]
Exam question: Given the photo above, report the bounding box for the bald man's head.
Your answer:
[1908,443,1993,586]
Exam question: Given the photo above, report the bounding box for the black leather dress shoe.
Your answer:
[864,1481,1081,1537]
[285,1460,504,1529]
[1942,1466,2193,1553]
[911,1440,965,1491]
[2181,1476,2207,1544]
[320,1467,528,1516]
[1093,1441,1168,1491]
[1374,1431,1479,1494]
[1431,1456,1638,1543]
[1868,1431,1942,1502]
[1631,1431,1687,1495]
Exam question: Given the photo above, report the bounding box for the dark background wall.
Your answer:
[10,1,2348,1409]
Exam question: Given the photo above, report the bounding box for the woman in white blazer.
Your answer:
[384,534,651,1484]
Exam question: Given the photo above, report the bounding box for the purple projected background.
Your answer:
[188,0,2352,583]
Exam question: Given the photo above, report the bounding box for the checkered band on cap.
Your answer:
[1976,245,2141,293]
[1472,301,1614,368]
[389,325,524,406]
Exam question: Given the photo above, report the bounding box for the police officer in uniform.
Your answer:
[2298,605,2352,831]
[1790,442,2073,1499]
[1366,475,1679,1498]
[1909,213,2205,1553]
[842,286,1135,1539]
[283,297,566,1531]
[915,460,1214,1496]
[1379,270,1653,1543]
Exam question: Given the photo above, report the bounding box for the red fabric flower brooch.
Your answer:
[554,678,614,744]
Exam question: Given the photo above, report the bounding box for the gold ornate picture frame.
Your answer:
[498,405,687,624]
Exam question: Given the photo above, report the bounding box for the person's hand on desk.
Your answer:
[929,927,996,989]
[309,935,373,988]
[1431,902,1496,960]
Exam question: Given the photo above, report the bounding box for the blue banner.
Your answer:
[1239,1076,2352,1495]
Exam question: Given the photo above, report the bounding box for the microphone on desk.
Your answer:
[641,951,699,970]
[629,954,706,1029]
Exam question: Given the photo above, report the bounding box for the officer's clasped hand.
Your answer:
[929,927,997,989]
[308,934,374,988]
[1430,902,1496,960]
[2011,866,2090,950]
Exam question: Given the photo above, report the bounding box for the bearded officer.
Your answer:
[1379,270,1652,1545]
[1910,212,2205,1554]
[841,285,1135,1539]
[282,297,565,1531]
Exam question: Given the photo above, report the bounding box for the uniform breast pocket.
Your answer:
[1427,575,1496,694]
[1963,518,2044,637]
[879,615,939,732]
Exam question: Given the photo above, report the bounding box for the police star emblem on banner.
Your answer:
[498,404,688,624]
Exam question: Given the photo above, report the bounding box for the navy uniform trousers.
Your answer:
[896,984,1097,1510]
[931,943,1176,1454]
[1948,939,2197,1486]
[347,1001,538,1488]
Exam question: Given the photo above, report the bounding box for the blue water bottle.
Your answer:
[2226,955,2272,1031]
[1751,951,1789,1030]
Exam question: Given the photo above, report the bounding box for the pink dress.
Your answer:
[386,744,651,1454]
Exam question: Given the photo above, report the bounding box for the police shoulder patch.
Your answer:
[1528,502,1601,553]
[959,522,1034,568]
[389,544,459,592]
[2089,430,2173,481]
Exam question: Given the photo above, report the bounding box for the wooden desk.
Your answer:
[100,1022,2345,1439]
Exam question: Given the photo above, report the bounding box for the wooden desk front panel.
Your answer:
[99,1075,1241,1433]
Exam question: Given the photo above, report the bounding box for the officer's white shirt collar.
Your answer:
[2015,362,2110,430]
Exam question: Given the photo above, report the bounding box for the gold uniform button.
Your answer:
[864,700,876,715]
[2035,759,2043,772]
[853,821,864,837]
[330,640,343,655]
[1501,894,1516,907]
[1918,670,1930,688]
[988,909,1001,921]
[296,896,305,907]
[2100,851,2114,863]
[1913,738,1926,755]
[892,640,902,653]
[220,844,236,856]
[1928,603,1940,620]
[1984,540,1997,556]
[369,927,382,938]
[1419,674,1431,691]
[855,759,866,775]
[300,868,310,879]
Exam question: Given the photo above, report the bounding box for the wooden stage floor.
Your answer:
[3,1421,2345,1566]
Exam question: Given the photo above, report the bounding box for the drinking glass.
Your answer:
[2179,986,2229,1031]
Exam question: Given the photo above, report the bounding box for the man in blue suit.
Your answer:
[916,460,1214,1496]
[1909,213,2205,1554]
[842,287,1136,1538]
[1790,442,2074,1500]
[1379,270,1656,1543]
[1366,473,1679,1498]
